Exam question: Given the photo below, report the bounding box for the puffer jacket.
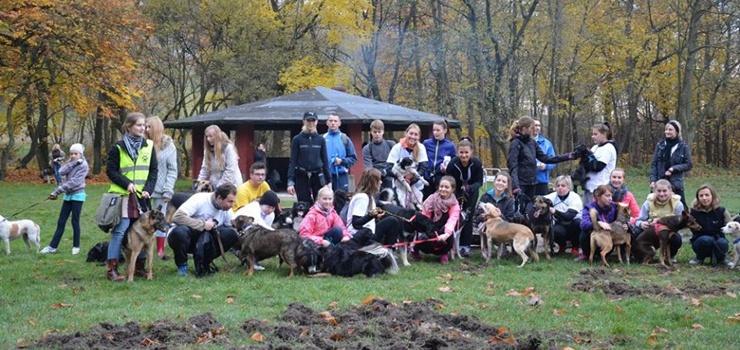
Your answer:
[54,158,89,196]
[153,136,178,199]
[650,139,692,191]
[299,204,349,245]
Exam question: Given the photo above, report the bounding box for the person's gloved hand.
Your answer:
[48,193,58,200]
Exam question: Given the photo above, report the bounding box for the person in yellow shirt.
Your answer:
[233,162,271,211]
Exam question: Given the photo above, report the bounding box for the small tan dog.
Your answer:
[609,203,633,265]
[588,208,614,267]
[721,221,740,269]
[479,202,539,267]
[0,215,41,254]
[193,180,213,193]
[122,207,168,282]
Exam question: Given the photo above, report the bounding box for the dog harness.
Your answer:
[653,222,668,236]
[733,237,740,245]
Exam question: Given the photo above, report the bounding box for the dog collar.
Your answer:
[734,237,740,245]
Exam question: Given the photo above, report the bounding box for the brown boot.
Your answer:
[106,259,125,282]
[134,258,147,277]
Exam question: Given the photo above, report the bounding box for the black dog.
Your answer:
[333,190,350,217]
[86,241,125,265]
[294,238,322,274]
[570,144,592,193]
[321,228,398,278]
[378,203,436,266]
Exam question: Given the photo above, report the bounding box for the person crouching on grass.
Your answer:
[411,176,460,264]
[41,144,89,255]
[299,187,350,248]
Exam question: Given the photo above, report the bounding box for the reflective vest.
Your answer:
[108,140,153,195]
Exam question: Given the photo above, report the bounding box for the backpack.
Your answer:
[193,231,219,277]
[94,193,123,233]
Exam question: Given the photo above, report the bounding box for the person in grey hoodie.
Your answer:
[41,143,90,255]
[146,116,178,257]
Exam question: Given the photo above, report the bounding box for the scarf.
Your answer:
[399,137,418,160]
[662,137,679,172]
[609,183,629,203]
[123,132,144,162]
[423,192,458,222]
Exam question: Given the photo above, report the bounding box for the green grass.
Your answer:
[1,171,739,349]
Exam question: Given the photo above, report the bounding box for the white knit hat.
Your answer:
[70,143,85,155]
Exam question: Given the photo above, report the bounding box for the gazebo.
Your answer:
[165,86,460,189]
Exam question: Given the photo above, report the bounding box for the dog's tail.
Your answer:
[359,243,399,274]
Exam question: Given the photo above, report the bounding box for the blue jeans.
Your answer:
[108,218,130,261]
[48,200,83,249]
[52,163,62,184]
[331,173,349,192]
[692,235,729,262]
[324,226,344,244]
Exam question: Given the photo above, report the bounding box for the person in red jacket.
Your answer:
[299,187,350,247]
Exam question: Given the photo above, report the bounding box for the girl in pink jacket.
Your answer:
[299,187,350,247]
[411,176,460,264]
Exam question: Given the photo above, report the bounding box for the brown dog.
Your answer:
[123,207,169,282]
[610,203,633,264]
[588,208,614,267]
[479,202,539,267]
[527,196,554,259]
[636,211,701,266]
[233,215,300,277]
[193,180,213,193]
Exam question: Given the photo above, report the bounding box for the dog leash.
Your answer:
[8,199,49,218]
[374,208,413,223]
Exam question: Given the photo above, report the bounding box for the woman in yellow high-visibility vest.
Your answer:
[104,112,159,282]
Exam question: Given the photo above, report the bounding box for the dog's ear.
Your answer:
[156,204,163,212]
[543,197,553,207]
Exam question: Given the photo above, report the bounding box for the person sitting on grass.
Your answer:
[299,187,350,247]
[544,175,582,256]
[576,185,619,262]
[688,184,734,268]
[608,168,639,225]
[633,179,684,263]
[411,176,460,265]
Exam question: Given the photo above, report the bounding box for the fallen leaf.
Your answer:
[402,300,413,304]
[655,326,669,333]
[191,294,202,299]
[133,301,141,307]
[361,295,381,305]
[226,296,235,304]
[552,308,566,315]
[690,298,702,306]
[726,315,740,323]
[502,336,516,343]
[438,286,452,293]
[251,332,264,342]
[330,333,345,341]
[51,303,73,309]
[647,332,658,345]
[570,300,581,308]
[27,319,36,326]
[691,323,703,329]
[299,328,310,337]
[328,301,338,309]
[140,337,155,346]
[563,347,575,350]
[526,296,541,306]
[496,327,509,335]
[726,292,737,299]
[439,273,453,280]
[615,305,624,313]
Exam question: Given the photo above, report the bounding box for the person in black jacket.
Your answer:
[446,138,483,257]
[287,112,331,204]
[507,116,575,199]
[650,120,692,207]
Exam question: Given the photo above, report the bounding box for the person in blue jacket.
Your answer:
[422,119,456,199]
[323,113,357,192]
[533,119,557,196]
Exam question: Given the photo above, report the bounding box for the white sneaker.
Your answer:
[40,246,57,254]
[688,258,701,265]
[725,259,735,268]
[72,247,80,255]
[254,263,266,271]
[670,257,677,264]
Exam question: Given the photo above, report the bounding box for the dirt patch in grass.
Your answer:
[571,268,729,299]
[31,299,598,349]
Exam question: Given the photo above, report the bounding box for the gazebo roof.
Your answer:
[164,86,459,130]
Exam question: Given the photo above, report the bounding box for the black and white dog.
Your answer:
[388,157,427,210]
[377,203,436,266]
[273,201,311,231]
[320,228,398,278]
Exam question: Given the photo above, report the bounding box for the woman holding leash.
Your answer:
[507,116,575,199]
[688,184,733,267]
[386,123,428,209]
[345,168,402,247]
[576,185,620,262]
[445,138,483,257]
[633,179,684,263]
[544,175,583,256]
[411,176,460,265]
[197,124,242,189]
[146,116,178,258]
[105,112,159,282]
[40,144,89,255]
[650,120,692,207]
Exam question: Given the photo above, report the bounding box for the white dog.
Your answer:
[0,215,41,254]
[721,221,740,269]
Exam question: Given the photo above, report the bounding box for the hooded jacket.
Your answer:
[287,130,330,185]
[153,135,178,199]
[299,204,349,245]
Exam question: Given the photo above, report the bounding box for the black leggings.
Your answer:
[552,219,581,249]
[295,172,326,204]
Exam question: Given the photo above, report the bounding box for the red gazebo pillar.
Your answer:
[346,123,363,189]
[235,124,255,179]
[191,127,204,179]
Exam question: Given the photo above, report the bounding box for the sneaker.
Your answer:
[440,254,449,265]
[411,250,422,261]
[253,262,266,271]
[460,246,471,258]
[72,247,80,255]
[571,247,580,256]
[689,258,701,265]
[177,265,189,276]
[724,259,735,268]
[670,257,677,264]
[40,246,57,254]
[574,253,587,262]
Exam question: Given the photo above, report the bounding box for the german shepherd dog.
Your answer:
[377,203,436,266]
[636,211,701,266]
[527,196,554,259]
[122,207,169,281]
[319,228,399,278]
[233,215,300,277]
